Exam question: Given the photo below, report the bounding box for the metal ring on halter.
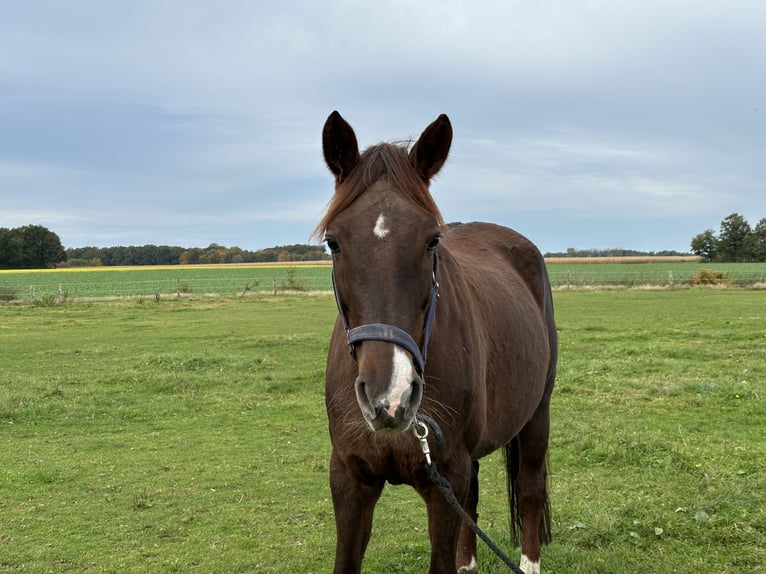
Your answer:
[413,420,429,440]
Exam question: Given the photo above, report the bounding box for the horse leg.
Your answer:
[515,399,552,574]
[329,450,385,574]
[455,460,479,574]
[421,456,472,574]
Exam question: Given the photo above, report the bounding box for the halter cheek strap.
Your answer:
[332,249,440,375]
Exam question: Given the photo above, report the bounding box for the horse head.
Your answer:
[319,111,452,433]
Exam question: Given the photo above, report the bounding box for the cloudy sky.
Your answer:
[1,1,764,254]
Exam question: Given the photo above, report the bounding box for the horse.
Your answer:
[316,111,558,574]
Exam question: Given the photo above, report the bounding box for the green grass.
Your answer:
[541,290,765,573]
[1,291,764,572]
[546,261,766,288]
[0,297,336,572]
[0,265,332,301]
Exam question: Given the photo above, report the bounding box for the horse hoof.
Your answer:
[457,556,477,574]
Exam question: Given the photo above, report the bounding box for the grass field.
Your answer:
[1,291,764,572]
[545,261,766,289]
[2,261,766,303]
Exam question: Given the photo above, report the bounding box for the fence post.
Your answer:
[58,283,63,303]
[176,278,180,298]
[29,285,35,303]
[566,270,571,292]
[668,270,674,290]
[272,277,277,296]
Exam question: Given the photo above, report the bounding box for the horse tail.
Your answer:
[503,438,522,546]
[503,438,553,546]
[539,455,553,544]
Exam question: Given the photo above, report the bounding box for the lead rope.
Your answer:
[413,419,526,574]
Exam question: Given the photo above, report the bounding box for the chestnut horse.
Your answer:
[317,111,557,574]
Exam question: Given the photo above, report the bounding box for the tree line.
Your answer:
[0,225,330,269]
[65,243,330,266]
[690,213,766,262]
[543,247,688,258]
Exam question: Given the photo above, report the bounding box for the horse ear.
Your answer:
[323,111,360,185]
[410,114,452,182]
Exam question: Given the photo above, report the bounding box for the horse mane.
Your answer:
[314,142,444,240]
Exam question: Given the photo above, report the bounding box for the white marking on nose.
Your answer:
[520,554,540,574]
[385,346,415,417]
[373,213,390,239]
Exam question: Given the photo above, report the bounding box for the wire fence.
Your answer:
[548,269,766,289]
[0,267,332,304]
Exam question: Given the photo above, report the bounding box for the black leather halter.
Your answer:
[331,249,440,375]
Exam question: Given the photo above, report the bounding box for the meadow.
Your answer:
[2,260,766,303]
[1,290,764,573]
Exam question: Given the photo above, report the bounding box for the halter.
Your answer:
[331,249,440,375]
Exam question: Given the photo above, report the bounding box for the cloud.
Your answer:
[1,1,764,253]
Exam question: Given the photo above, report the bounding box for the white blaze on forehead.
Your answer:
[373,213,390,239]
[520,555,540,574]
[384,346,416,417]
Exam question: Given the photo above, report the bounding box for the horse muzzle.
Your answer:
[354,344,424,432]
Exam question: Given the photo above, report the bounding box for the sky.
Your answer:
[1,1,764,255]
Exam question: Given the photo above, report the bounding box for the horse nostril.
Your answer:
[409,379,423,408]
[354,378,370,408]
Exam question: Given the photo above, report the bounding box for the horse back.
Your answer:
[444,222,550,309]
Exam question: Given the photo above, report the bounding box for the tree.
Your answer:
[179,248,202,265]
[0,227,21,268]
[20,225,67,268]
[717,213,753,262]
[750,218,766,262]
[0,225,66,268]
[690,229,717,262]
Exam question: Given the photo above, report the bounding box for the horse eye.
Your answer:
[325,237,341,255]
[427,234,440,252]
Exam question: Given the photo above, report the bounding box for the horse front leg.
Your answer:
[420,457,472,574]
[456,460,479,574]
[329,450,384,574]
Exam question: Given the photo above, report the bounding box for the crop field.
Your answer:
[1,290,764,573]
[2,261,766,303]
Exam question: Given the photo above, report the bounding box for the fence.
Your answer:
[0,266,333,304]
[548,268,766,289]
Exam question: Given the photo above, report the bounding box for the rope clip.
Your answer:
[413,421,432,466]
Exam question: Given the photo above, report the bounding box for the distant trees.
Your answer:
[1,224,329,268]
[691,213,766,262]
[66,245,186,266]
[544,247,688,258]
[689,229,717,262]
[176,243,329,264]
[65,243,330,266]
[0,225,67,268]
[752,219,766,261]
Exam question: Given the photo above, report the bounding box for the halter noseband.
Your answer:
[331,249,440,375]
